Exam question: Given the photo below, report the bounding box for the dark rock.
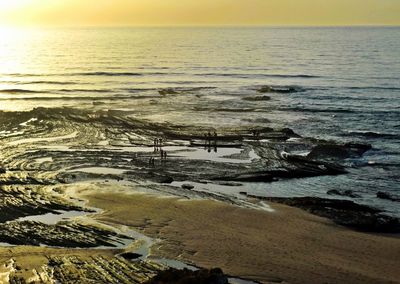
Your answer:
[181,184,195,190]
[308,145,351,159]
[145,268,228,284]
[248,196,400,233]
[344,142,372,156]
[218,172,274,182]
[119,252,142,260]
[327,189,361,198]
[156,176,174,184]
[242,95,271,101]
[215,181,243,187]
[257,86,300,94]
[159,88,179,96]
[308,143,372,160]
[377,191,400,202]
[280,128,299,137]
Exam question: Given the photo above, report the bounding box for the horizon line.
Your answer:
[2,24,400,29]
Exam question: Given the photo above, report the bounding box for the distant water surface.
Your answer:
[0,27,399,215]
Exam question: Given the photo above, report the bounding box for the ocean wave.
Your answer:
[193,107,258,112]
[0,89,44,94]
[198,73,319,79]
[279,107,355,113]
[0,94,164,101]
[346,86,400,91]
[20,81,79,85]
[57,88,111,93]
[75,72,143,76]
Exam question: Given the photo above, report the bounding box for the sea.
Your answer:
[0,27,399,216]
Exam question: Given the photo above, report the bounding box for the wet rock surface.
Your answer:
[0,104,395,283]
[0,185,90,223]
[0,107,386,253]
[0,221,132,248]
[8,255,165,284]
[245,195,400,233]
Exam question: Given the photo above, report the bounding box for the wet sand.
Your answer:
[79,188,400,284]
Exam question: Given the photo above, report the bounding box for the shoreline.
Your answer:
[74,184,400,284]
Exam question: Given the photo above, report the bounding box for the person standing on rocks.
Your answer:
[207,131,212,147]
[154,138,159,152]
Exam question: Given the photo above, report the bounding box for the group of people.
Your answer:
[204,131,218,147]
[149,137,167,166]
[204,131,218,153]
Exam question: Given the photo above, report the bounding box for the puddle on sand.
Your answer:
[123,144,259,164]
[16,210,88,225]
[68,167,128,175]
[175,147,258,164]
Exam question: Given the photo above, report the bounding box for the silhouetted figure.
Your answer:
[149,157,155,167]
[207,131,212,147]
[160,149,164,159]
[204,133,208,148]
[154,138,159,152]
[164,151,167,160]
[159,138,163,148]
[213,131,218,146]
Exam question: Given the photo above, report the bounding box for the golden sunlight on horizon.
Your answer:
[0,0,399,27]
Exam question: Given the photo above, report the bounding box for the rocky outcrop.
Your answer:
[0,221,132,247]
[308,143,372,160]
[0,186,90,223]
[257,85,300,94]
[377,191,400,202]
[245,195,400,233]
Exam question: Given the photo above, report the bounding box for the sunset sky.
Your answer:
[0,0,399,27]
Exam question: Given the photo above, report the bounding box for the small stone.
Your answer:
[181,184,194,190]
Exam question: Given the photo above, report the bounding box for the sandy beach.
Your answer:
[70,184,400,284]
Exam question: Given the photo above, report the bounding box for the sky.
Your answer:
[0,0,399,27]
